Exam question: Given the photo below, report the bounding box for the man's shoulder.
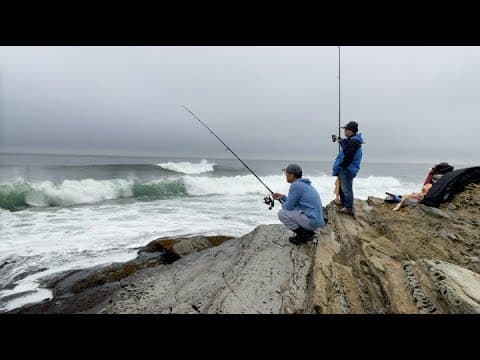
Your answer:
[291,181,303,189]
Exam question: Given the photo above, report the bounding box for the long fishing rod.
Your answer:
[338,45,341,153]
[182,105,283,208]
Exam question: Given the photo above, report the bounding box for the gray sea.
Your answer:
[0,152,463,311]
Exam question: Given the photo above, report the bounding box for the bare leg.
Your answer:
[392,193,421,211]
[392,198,406,211]
[334,177,341,205]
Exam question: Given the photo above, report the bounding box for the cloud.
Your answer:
[1,46,479,163]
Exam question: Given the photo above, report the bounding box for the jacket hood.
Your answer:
[297,178,311,185]
[352,132,364,143]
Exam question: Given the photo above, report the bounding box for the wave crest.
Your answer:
[156,159,215,174]
[0,178,187,210]
[0,174,418,211]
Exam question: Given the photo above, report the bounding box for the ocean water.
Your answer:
[0,152,434,311]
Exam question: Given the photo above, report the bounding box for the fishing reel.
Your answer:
[331,134,337,142]
[263,195,275,210]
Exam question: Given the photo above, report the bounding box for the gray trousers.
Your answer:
[278,209,316,231]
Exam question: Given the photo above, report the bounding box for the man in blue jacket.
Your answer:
[332,121,364,215]
[270,164,324,245]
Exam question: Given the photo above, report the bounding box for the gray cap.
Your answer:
[282,163,302,178]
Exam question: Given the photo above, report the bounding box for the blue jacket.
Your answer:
[280,178,324,228]
[332,132,364,177]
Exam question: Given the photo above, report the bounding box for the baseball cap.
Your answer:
[341,121,358,133]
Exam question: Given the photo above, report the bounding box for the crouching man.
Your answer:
[269,164,325,245]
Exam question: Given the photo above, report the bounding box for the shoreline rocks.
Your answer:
[5,234,233,314]
[6,183,480,314]
[309,184,480,314]
[102,225,315,314]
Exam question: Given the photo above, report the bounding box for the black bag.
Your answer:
[421,167,480,207]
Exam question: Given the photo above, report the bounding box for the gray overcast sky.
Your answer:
[1,46,479,163]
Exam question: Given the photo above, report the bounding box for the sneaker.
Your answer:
[336,207,354,216]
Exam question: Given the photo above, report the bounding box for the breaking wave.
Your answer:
[0,178,186,210]
[0,175,418,211]
[156,159,215,174]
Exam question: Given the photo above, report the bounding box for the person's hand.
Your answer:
[337,136,342,143]
[272,192,283,200]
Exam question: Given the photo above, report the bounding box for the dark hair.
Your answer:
[284,163,303,178]
[286,171,301,178]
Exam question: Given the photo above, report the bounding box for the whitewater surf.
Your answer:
[0,153,428,312]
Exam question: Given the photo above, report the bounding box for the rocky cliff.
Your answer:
[103,184,480,314]
[9,184,480,314]
[311,183,480,314]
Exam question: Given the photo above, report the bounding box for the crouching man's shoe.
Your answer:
[289,227,316,245]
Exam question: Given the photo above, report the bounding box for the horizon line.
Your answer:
[0,150,477,166]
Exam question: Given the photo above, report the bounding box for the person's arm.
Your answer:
[340,139,361,168]
[281,183,302,210]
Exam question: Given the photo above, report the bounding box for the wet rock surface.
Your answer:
[102,225,314,314]
[6,184,480,314]
[5,235,232,314]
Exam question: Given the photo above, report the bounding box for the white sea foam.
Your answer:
[0,173,422,312]
[1,174,420,210]
[183,174,419,201]
[0,177,180,209]
[156,159,215,174]
[25,179,134,207]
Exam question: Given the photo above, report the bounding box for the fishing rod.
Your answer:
[182,105,282,209]
[338,46,341,153]
[332,46,342,152]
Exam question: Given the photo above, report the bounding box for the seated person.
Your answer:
[392,183,432,211]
